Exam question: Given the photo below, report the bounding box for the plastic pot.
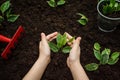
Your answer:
[97,0,120,32]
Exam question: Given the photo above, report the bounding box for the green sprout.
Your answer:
[49,33,75,53]
[0,1,19,25]
[85,42,120,71]
[77,13,88,26]
[102,0,120,14]
[47,0,66,7]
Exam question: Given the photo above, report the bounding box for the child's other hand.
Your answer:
[39,32,58,61]
[65,32,81,68]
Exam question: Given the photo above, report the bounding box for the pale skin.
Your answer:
[23,32,89,80]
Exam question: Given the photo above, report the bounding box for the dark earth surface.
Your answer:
[0,0,120,80]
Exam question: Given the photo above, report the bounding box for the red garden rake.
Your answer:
[0,26,24,59]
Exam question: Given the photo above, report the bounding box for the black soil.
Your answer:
[0,0,120,80]
[107,12,120,18]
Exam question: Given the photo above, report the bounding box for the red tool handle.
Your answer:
[0,35,11,43]
[1,26,24,59]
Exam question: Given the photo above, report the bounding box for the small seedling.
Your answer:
[49,33,75,53]
[0,1,19,25]
[47,0,66,7]
[77,13,88,26]
[102,0,120,14]
[85,42,120,71]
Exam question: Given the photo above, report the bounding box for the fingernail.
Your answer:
[41,33,43,35]
[77,37,81,40]
[55,32,58,34]
[41,33,45,36]
[64,32,67,34]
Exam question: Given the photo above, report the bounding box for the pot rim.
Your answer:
[97,0,120,20]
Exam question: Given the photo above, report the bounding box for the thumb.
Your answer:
[41,33,47,43]
[73,37,81,47]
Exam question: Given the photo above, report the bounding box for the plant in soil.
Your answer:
[49,33,74,53]
[47,0,66,7]
[85,42,120,71]
[76,13,88,26]
[97,0,120,32]
[102,0,120,15]
[0,1,19,25]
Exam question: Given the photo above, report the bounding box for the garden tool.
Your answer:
[0,26,24,59]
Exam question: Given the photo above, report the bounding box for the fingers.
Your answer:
[49,36,57,41]
[65,32,73,40]
[41,33,46,40]
[41,32,81,47]
[40,33,47,49]
[72,37,81,48]
[41,33,47,43]
[69,37,81,56]
[65,32,75,46]
[41,32,58,43]
[46,32,58,41]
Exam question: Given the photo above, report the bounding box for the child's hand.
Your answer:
[65,32,81,68]
[39,32,58,61]
[65,33,89,80]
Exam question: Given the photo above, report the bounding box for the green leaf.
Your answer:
[101,48,111,55]
[103,4,113,14]
[77,13,88,26]
[81,16,88,22]
[77,19,87,26]
[111,52,120,60]
[7,14,19,22]
[103,5,108,14]
[108,58,119,65]
[57,0,65,6]
[102,0,120,14]
[62,33,67,46]
[85,63,99,71]
[6,8,11,17]
[0,16,4,23]
[62,46,71,53]
[100,53,109,65]
[77,13,84,17]
[56,33,63,49]
[77,13,88,22]
[114,3,118,8]
[93,49,101,61]
[116,3,120,11]
[47,0,56,7]
[0,1,10,14]
[94,42,101,51]
[49,42,59,52]
[56,33,67,49]
[110,0,115,7]
[117,4,120,11]
[56,33,62,43]
[68,37,75,43]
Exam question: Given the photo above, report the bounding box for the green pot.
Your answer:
[97,0,120,32]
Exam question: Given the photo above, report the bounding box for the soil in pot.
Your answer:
[107,11,120,18]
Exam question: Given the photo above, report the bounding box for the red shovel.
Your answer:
[0,26,24,59]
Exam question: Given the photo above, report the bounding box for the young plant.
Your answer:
[0,1,19,25]
[102,0,120,14]
[76,13,88,26]
[47,0,66,7]
[49,33,74,53]
[85,42,120,71]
